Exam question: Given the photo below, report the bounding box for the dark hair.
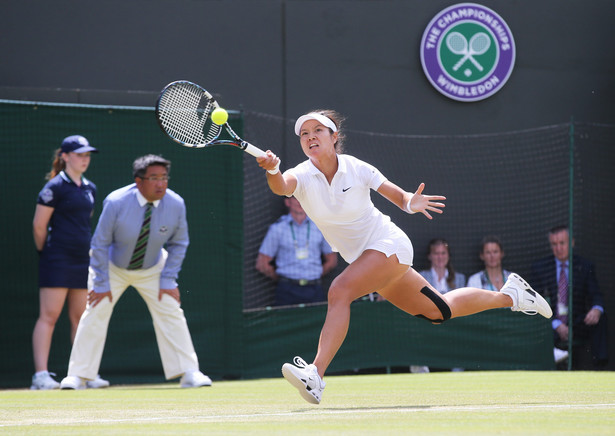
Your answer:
[133,154,171,179]
[480,235,503,254]
[427,238,457,290]
[549,225,568,236]
[309,109,346,154]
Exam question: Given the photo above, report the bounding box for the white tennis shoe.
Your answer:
[554,347,569,363]
[180,370,212,388]
[500,273,553,318]
[60,375,86,390]
[86,374,110,389]
[282,356,325,404]
[30,371,60,390]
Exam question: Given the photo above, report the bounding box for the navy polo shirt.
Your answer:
[37,171,96,256]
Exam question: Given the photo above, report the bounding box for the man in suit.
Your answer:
[531,225,608,369]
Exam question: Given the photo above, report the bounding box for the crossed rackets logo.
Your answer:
[447,31,491,73]
[440,22,496,82]
[420,3,516,102]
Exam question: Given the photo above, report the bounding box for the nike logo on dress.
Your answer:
[342,187,352,192]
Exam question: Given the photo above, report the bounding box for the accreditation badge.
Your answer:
[557,302,568,317]
[295,247,309,260]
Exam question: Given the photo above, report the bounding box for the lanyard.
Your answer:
[484,270,505,291]
[289,221,310,250]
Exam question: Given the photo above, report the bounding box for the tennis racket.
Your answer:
[155,80,266,158]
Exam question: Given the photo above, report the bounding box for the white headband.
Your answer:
[294,113,338,136]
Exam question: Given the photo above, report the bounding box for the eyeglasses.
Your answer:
[140,176,170,182]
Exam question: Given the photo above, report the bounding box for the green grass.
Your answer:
[1,371,614,435]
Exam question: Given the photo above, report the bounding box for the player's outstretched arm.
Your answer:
[257,151,297,197]
[408,182,446,219]
[378,181,446,219]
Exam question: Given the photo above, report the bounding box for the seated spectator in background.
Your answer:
[531,225,608,369]
[418,238,466,373]
[256,196,338,306]
[419,238,466,294]
[467,236,513,291]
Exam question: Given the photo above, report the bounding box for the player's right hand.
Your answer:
[257,150,280,173]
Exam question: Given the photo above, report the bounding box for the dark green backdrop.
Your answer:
[1,101,553,389]
[1,101,245,386]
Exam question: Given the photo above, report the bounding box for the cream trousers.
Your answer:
[67,251,199,380]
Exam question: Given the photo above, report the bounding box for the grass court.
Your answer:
[1,371,613,435]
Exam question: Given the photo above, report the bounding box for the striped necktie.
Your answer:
[557,262,568,324]
[127,202,153,270]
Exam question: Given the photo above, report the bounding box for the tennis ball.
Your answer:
[211,108,228,125]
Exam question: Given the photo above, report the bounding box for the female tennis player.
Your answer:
[256,110,552,404]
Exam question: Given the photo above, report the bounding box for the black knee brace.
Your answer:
[415,286,452,324]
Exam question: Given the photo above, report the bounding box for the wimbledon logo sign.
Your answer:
[420,3,515,102]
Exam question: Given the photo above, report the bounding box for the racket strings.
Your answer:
[446,32,467,54]
[469,33,490,53]
[158,84,220,146]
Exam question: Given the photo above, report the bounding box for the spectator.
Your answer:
[467,236,512,291]
[419,238,466,294]
[531,225,608,369]
[31,135,108,390]
[256,196,338,306]
[418,238,466,373]
[60,155,211,389]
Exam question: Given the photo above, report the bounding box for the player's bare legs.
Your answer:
[379,267,513,318]
[33,288,68,372]
[313,251,515,378]
[312,250,409,377]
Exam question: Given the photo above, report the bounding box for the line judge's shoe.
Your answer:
[500,273,553,318]
[282,356,325,404]
[180,370,212,388]
[30,371,60,390]
[86,374,110,389]
[60,375,86,390]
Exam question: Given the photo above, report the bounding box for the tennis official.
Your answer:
[61,155,211,389]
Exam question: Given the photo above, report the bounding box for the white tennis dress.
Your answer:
[287,154,414,266]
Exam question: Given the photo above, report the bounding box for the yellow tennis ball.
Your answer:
[211,108,228,125]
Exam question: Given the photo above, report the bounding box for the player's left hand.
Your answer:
[159,287,181,303]
[410,183,446,219]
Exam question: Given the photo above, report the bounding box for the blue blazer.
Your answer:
[530,254,603,327]
[530,254,607,363]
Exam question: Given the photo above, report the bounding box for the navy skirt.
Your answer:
[38,244,90,289]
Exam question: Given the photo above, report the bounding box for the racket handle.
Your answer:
[241,142,267,158]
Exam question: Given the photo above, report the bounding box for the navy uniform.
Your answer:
[30,135,103,391]
[37,155,97,289]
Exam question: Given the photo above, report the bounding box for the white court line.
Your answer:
[2,403,615,427]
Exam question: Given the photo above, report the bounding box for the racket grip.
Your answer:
[242,142,267,158]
